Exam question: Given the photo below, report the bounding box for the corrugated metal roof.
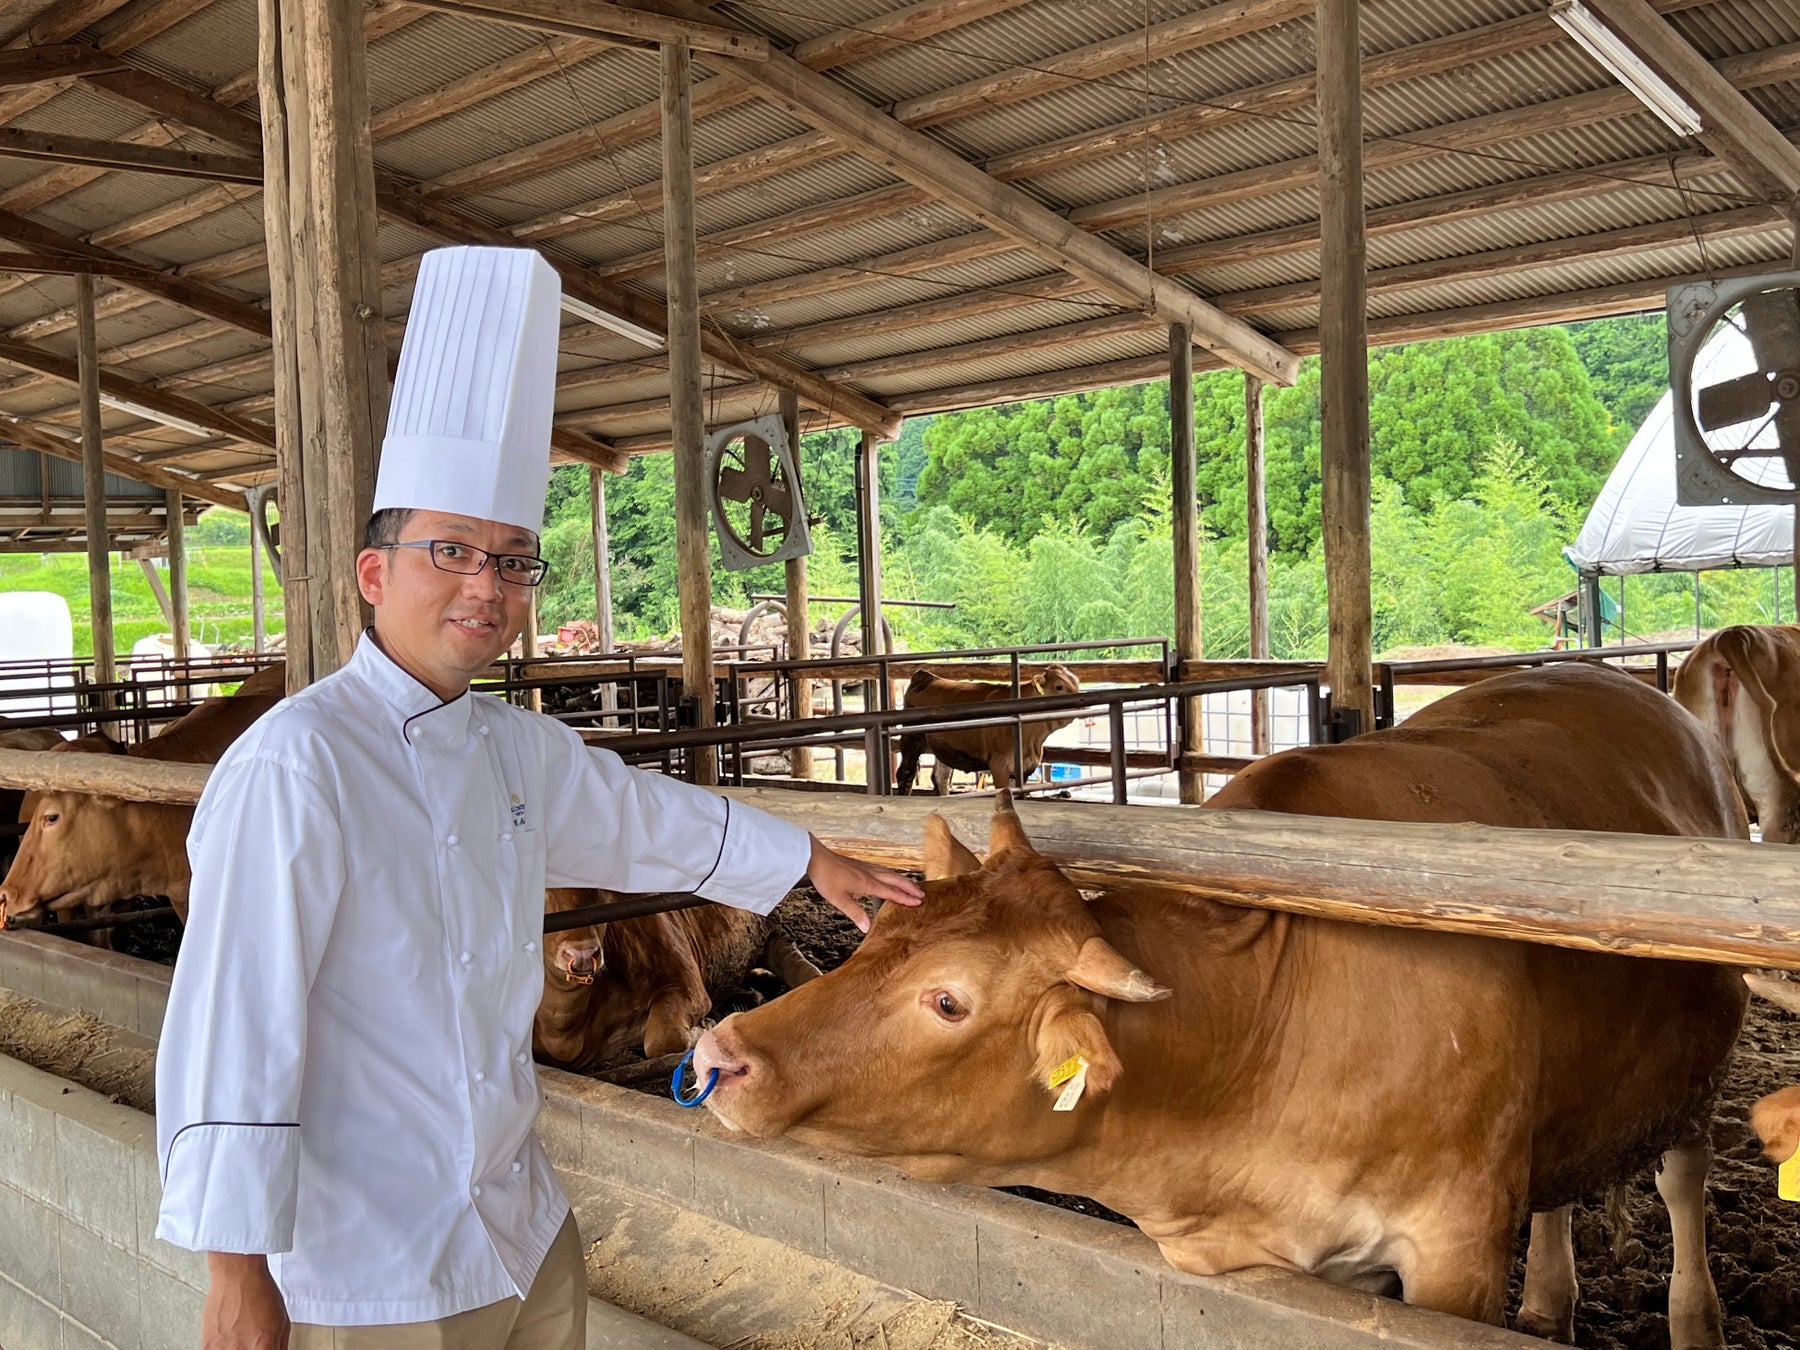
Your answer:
[0,0,1794,482]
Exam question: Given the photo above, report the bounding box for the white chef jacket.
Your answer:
[154,634,811,1326]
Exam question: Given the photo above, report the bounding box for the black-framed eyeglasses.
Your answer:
[380,539,549,588]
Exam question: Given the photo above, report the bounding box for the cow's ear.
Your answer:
[988,791,1036,857]
[923,813,980,879]
[1031,983,1123,1099]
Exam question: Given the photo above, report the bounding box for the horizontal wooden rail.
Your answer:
[787,658,1166,684]
[3,751,1792,969]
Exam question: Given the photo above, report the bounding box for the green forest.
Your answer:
[536,313,1787,659]
[6,313,1788,659]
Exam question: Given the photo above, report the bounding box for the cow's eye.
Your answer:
[929,990,967,1022]
[41,813,58,825]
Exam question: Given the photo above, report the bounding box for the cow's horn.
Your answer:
[1067,936,1172,1003]
[989,791,1035,856]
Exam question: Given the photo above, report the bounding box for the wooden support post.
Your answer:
[1317,0,1373,738]
[780,387,812,780]
[590,466,615,653]
[250,514,266,654]
[1245,373,1270,754]
[523,595,542,713]
[137,557,173,626]
[75,274,115,704]
[589,464,618,723]
[663,39,717,784]
[1170,324,1204,806]
[1791,207,1798,618]
[259,0,387,693]
[854,429,884,789]
[165,490,189,661]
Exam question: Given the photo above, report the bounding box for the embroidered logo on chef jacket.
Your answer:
[509,793,528,828]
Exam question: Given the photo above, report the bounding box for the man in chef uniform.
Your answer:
[154,246,922,1350]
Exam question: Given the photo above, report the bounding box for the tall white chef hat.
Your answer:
[374,245,562,534]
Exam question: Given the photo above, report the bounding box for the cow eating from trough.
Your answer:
[894,663,1080,795]
[0,663,286,929]
[534,887,821,1068]
[692,664,1749,1347]
[1673,623,1800,843]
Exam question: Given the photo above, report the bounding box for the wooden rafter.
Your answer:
[0,411,246,510]
[0,126,261,180]
[409,0,767,57]
[1586,0,1800,202]
[0,45,122,86]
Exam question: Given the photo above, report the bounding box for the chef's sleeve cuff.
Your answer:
[699,799,813,915]
[155,1122,300,1255]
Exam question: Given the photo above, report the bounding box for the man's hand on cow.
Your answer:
[807,835,923,934]
[202,1252,290,1350]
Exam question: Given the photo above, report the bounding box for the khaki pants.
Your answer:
[290,1214,586,1350]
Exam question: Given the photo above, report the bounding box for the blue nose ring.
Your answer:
[671,1047,719,1107]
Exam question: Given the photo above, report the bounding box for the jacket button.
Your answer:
[472,1185,482,1198]
[478,725,490,737]
[447,834,459,847]
[515,1052,529,1066]
[459,951,473,966]
[511,1161,523,1174]
[474,1070,487,1083]
[501,831,513,842]
[524,941,537,954]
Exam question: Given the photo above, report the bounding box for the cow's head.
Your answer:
[1034,663,1081,698]
[690,798,1169,1179]
[542,887,612,986]
[0,736,133,925]
[1750,1084,1800,1173]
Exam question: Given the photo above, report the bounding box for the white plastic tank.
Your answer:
[0,591,75,718]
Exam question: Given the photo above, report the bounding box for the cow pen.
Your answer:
[3,749,1800,1350]
[1,0,1799,1342]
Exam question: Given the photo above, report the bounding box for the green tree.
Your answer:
[1563,313,1668,445]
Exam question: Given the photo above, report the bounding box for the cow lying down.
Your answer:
[693,665,1748,1347]
[533,887,820,1068]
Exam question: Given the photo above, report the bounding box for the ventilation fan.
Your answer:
[705,414,812,572]
[1671,271,1800,506]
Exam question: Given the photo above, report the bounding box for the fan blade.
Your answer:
[1697,372,1774,430]
[760,480,793,523]
[718,466,753,502]
[748,500,766,551]
[1739,289,1800,373]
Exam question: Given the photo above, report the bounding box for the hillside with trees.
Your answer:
[538,313,1782,657]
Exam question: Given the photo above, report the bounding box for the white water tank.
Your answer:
[0,591,75,718]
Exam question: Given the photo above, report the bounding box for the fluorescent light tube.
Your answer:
[1549,0,1703,136]
[560,295,665,349]
[98,394,213,439]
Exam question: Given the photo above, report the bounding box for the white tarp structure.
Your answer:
[1566,324,1792,576]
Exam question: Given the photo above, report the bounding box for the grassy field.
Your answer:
[0,546,284,657]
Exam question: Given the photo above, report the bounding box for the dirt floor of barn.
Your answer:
[96,882,1800,1348]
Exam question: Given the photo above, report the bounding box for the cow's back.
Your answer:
[132,663,286,764]
[1204,662,1747,1210]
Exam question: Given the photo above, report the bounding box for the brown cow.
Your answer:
[1674,624,1800,842]
[692,665,1748,1347]
[0,720,69,873]
[894,663,1080,795]
[533,887,820,1068]
[1,663,286,927]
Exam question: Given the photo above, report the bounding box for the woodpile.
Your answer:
[544,607,896,661]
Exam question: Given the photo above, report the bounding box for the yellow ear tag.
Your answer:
[1780,1149,1800,1203]
[1050,1055,1088,1112]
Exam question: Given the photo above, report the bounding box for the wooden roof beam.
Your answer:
[616,0,1294,384]
[0,45,123,86]
[1584,0,1800,203]
[1072,40,1800,233]
[0,334,274,448]
[0,126,260,181]
[406,0,769,58]
[0,206,270,335]
[0,411,247,509]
